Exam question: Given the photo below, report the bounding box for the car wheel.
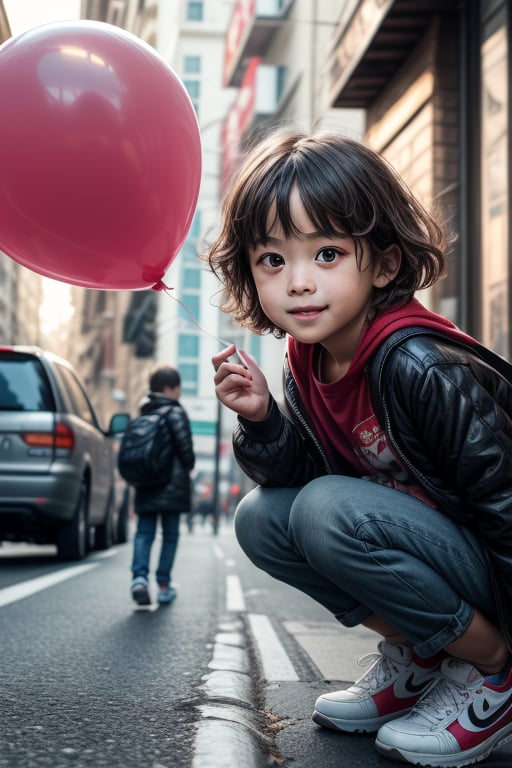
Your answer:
[116,486,130,544]
[94,490,114,550]
[57,482,89,560]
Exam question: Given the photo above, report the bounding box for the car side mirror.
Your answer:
[109,412,131,436]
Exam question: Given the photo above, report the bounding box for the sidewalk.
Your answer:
[189,523,512,768]
[255,619,512,768]
[194,609,512,768]
[258,619,388,768]
[193,605,393,767]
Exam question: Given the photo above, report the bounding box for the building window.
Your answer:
[189,210,201,240]
[183,267,201,289]
[180,363,199,395]
[179,334,199,357]
[184,55,201,74]
[178,294,200,322]
[176,208,202,396]
[183,80,200,100]
[480,17,509,357]
[183,79,200,115]
[186,1,203,21]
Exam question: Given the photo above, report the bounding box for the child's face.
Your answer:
[248,186,394,360]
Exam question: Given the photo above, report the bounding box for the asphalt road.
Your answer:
[1,516,512,768]
[0,525,222,768]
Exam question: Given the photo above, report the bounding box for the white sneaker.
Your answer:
[312,640,441,733]
[375,656,512,767]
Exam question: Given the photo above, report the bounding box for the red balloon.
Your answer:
[0,21,202,289]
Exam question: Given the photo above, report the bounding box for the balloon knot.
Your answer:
[152,280,173,292]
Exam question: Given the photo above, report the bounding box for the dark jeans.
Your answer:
[131,512,180,586]
[234,475,498,658]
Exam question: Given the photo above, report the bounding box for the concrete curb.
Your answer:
[192,618,273,768]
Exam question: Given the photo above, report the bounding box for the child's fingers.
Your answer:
[214,362,252,388]
[212,344,236,372]
[234,348,251,368]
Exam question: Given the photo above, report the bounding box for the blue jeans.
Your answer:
[131,512,180,586]
[234,476,499,658]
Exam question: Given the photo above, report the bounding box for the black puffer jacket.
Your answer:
[232,328,512,647]
[135,393,195,515]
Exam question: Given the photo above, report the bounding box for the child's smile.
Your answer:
[287,304,327,321]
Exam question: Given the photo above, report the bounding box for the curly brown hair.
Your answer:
[204,129,448,338]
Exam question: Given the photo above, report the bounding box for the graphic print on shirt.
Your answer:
[352,414,436,506]
[353,414,407,480]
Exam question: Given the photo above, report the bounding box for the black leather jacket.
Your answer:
[233,329,512,646]
[135,393,195,515]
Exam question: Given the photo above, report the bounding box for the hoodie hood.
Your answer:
[288,298,477,384]
[346,298,476,373]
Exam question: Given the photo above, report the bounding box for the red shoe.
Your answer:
[312,641,442,733]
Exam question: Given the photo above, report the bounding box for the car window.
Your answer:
[0,356,54,411]
[54,364,98,427]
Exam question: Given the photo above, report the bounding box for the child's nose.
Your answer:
[288,266,315,294]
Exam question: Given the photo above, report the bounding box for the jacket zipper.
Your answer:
[286,378,332,475]
[376,333,431,487]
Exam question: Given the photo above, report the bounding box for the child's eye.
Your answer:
[260,252,284,268]
[316,247,341,263]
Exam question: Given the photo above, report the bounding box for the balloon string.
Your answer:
[152,279,234,350]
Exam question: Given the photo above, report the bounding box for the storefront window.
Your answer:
[481,23,509,356]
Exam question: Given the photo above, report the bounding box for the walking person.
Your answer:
[206,128,512,767]
[129,365,195,606]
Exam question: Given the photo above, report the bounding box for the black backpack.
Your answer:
[117,405,173,488]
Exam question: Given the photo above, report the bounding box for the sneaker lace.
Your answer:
[410,675,469,726]
[355,652,401,692]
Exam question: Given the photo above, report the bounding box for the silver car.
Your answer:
[0,345,130,559]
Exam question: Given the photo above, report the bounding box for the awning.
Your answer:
[329,0,459,108]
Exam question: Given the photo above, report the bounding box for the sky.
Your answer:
[4,1,81,334]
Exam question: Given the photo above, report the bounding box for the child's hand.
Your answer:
[212,344,270,421]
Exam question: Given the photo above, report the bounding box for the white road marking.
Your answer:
[248,613,299,682]
[0,563,97,607]
[93,548,119,559]
[212,543,224,560]
[226,573,246,612]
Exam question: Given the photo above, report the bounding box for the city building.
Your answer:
[155,0,243,506]
[0,5,45,348]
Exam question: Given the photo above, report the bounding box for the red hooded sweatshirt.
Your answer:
[287,298,477,503]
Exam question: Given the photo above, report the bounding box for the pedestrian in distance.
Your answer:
[128,365,195,606]
[206,128,512,767]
